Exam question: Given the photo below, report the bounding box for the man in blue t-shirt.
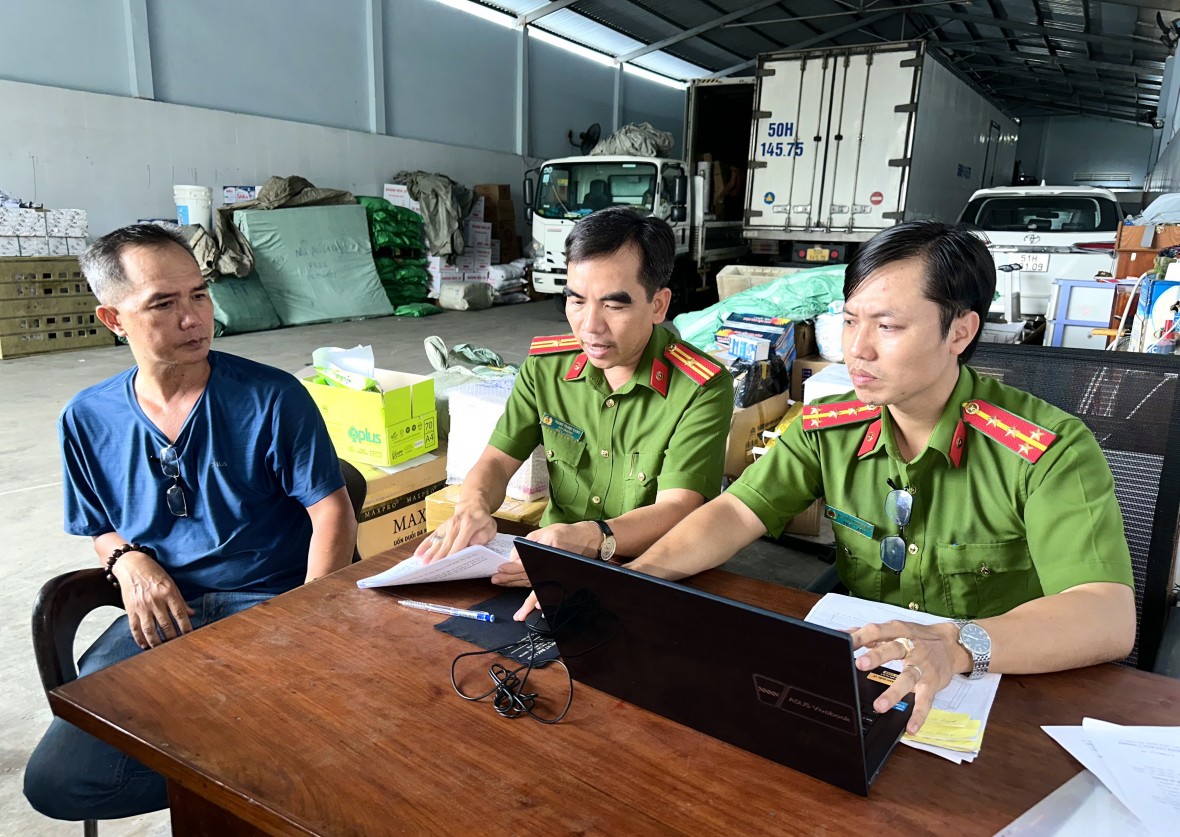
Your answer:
[24,224,356,823]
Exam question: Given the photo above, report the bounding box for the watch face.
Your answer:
[600,537,617,561]
[960,623,991,654]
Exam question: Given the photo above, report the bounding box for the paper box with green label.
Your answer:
[301,369,438,466]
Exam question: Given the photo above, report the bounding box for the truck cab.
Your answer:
[525,155,690,296]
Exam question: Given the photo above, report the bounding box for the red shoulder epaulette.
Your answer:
[664,342,722,386]
[961,400,1057,464]
[802,400,882,431]
[529,334,581,356]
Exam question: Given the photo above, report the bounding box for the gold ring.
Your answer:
[893,637,915,659]
[904,664,924,681]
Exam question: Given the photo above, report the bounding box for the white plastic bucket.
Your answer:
[173,185,213,231]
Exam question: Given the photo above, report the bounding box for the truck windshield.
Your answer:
[536,162,658,219]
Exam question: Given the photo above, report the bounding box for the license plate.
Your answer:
[1016,254,1048,272]
[806,247,829,263]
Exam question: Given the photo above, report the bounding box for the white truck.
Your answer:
[524,78,757,310]
[743,40,1018,265]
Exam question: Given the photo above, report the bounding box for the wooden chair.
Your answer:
[30,460,367,834]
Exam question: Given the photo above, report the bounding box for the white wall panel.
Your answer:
[0,80,525,239]
[0,0,128,96]
[621,73,686,157]
[528,38,616,161]
[383,0,518,154]
[148,0,371,132]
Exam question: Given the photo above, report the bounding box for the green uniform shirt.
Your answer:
[729,365,1133,619]
[489,326,734,527]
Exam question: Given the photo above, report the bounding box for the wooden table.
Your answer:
[51,544,1180,836]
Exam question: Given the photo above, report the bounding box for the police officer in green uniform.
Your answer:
[628,220,1136,735]
[418,207,733,613]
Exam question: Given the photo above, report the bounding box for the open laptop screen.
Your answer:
[516,539,912,795]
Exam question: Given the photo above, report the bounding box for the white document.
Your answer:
[356,534,517,588]
[1082,719,1180,837]
[996,770,1151,837]
[1042,724,1130,808]
[804,593,1002,761]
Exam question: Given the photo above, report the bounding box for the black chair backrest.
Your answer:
[340,459,367,562]
[972,343,1180,670]
[31,569,123,694]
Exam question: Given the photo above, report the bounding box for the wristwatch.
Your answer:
[954,620,993,679]
[593,520,617,562]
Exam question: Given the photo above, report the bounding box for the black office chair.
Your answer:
[29,460,367,835]
[808,344,1180,673]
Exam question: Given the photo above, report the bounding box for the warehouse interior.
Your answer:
[3,1,1180,834]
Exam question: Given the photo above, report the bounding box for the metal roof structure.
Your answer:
[484,0,1179,125]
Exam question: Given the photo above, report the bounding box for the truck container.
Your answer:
[743,40,1018,264]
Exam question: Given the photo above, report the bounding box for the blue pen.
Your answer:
[398,599,495,622]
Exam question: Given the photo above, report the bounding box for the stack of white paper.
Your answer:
[446,378,548,501]
[804,593,1002,763]
[1028,719,1180,836]
[357,533,518,588]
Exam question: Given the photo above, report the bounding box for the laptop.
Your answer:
[515,540,914,796]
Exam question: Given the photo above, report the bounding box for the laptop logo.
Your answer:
[752,674,856,735]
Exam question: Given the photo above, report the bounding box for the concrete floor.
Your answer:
[0,300,831,835]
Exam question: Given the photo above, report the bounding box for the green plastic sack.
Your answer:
[208,272,281,336]
[395,303,443,317]
[673,265,845,352]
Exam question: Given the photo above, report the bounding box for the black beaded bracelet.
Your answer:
[104,543,156,588]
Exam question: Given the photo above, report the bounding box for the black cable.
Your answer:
[449,624,573,725]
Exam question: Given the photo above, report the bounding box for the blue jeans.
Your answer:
[24,590,273,822]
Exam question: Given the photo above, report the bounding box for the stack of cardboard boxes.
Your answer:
[474,184,519,263]
[0,208,88,257]
[0,256,112,359]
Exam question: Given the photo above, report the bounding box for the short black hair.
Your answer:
[844,220,995,364]
[80,223,197,305]
[564,207,675,300]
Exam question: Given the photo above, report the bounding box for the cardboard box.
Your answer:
[222,186,259,205]
[715,264,807,301]
[724,390,793,479]
[475,184,512,202]
[790,354,837,402]
[0,236,18,257]
[300,369,438,467]
[469,195,485,222]
[715,319,795,363]
[45,209,88,238]
[729,333,770,363]
[66,237,87,256]
[424,483,547,532]
[490,240,501,264]
[463,220,492,248]
[19,236,49,257]
[382,184,421,213]
[455,246,492,270]
[353,454,448,558]
[802,362,851,404]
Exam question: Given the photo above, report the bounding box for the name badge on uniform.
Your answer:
[824,505,874,539]
[541,413,584,442]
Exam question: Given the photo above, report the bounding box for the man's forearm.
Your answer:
[628,493,768,580]
[976,582,1136,674]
